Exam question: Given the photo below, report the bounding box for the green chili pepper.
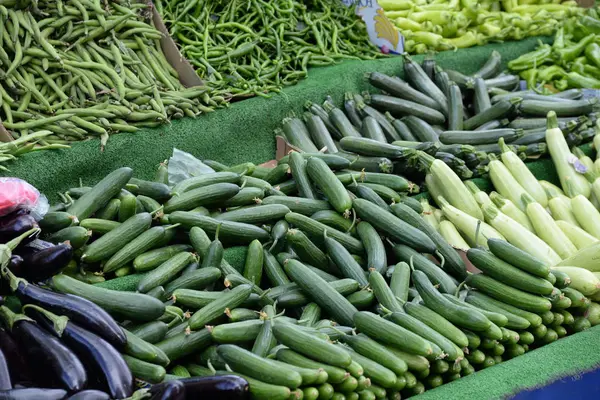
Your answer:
[554,34,596,65]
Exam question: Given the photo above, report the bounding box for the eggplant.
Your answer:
[5,273,126,347]
[0,328,31,385]
[0,348,11,390]
[181,376,249,400]
[67,390,110,400]
[149,380,185,400]
[0,388,68,400]
[0,307,87,392]
[14,240,73,282]
[0,213,37,243]
[25,307,133,399]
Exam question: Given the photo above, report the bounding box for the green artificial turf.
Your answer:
[5,36,600,398]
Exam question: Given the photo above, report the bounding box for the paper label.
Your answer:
[342,0,404,54]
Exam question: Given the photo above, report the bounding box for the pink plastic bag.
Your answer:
[0,178,48,220]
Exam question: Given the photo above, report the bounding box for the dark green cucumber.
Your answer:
[137,195,162,214]
[465,291,540,327]
[353,311,433,357]
[325,233,368,286]
[123,355,166,383]
[223,187,265,208]
[369,270,403,313]
[299,303,322,327]
[48,226,91,249]
[103,225,169,272]
[465,274,552,313]
[353,199,435,253]
[52,274,165,321]
[164,267,221,297]
[365,94,445,125]
[210,320,263,343]
[263,163,291,186]
[68,167,133,220]
[243,239,264,286]
[392,244,457,294]
[188,284,253,329]
[122,328,170,366]
[262,196,331,216]
[226,308,259,322]
[172,289,259,310]
[283,259,359,327]
[286,229,332,272]
[170,212,270,244]
[311,210,355,234]
[349,184,390,210]
[282,116,323,152]
[216,204,290,224]
[276,348,349,384]
[390,262,410,303]
[171,172,242,195]
[466,248,554,295]
[276,279,359,309]
[444,294,508,327]
[341,333,407,376]
[346,289,375,309]
[403,302,469,348]
[263,250,290,286]
[39,211,77,232]
[336,172,410,192]
[289,151,317,199]
[117,190,137,222]
[339,137,413,159]
[130,321,168,344]
[155,328,212,363]
[338,345,397,389]
[472,77,492,114]
[359,183,401,204]
[127,178,171,201]
[306,157,353,214]
[133,244,193,272]
[336,151,394,174]
[164,183,239,213]
[356,222,386,274]
[81,212,152,263]
[280,153,351,170]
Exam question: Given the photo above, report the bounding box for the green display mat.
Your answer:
[4,36,600,398]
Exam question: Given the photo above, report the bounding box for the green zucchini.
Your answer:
[337,172,410,192]
[306,157,353,214]
[188,284,253,330]
[448,83,464,131]
[463,99,520,130]
[164,183,240,213]
[361,116,388,143]
[403,116,439,142]
[339,137,413,159]
[439,129,522,145]
[365,94,445,125]
[52,274,165,321]
[336,152,394,174]
[403,302,469,348]
[279,153,351,170]
[264,163,291,185]
[170,212,270,244]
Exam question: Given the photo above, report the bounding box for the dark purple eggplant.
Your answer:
[66,390,110,400]
[14,241,73,282]
[181,376,249,400]
[0,214,37,243]
[25,307,133,399]
[149,380,185,400]
[4,271,126,347]
[0,328,31,385]
[0,307,87,393]
[0,388,67,400]
[0,348,11,390]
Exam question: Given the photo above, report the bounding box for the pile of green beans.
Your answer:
[155,0,385,98]
[0,0,228,167]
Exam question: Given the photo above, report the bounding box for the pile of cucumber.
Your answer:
[4,152,595,400]
[280,51,598,181]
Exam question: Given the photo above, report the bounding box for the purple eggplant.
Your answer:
[0,214,37,244]
[0,388,67,400]
[66,390,110,400]
[0,348,11,390]
[14,240,73,282]
[151,376,249,400]
[0,328,31,385]
[4,272,126,347]
[149,380,185,400]
[0,307,87,393]
[25,307,133,399]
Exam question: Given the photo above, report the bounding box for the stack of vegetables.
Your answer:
[154,0,384,98]
[0,0,226,162]
[1,128,599,399]
[380,0,584,53]
[510,11,600,90]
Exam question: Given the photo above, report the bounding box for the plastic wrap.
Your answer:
[0,178,48,220]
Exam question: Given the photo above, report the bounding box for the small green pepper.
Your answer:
[537,65,567,82]
[508,43,552,71]
[566,72,600,89]
[585,42,600,69]
[554,34,596,65]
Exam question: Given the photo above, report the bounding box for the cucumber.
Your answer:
[561,287,590,308]
[133,244,193,272]
[164,183,239,213]
[117,190,137,222]
[369,270,403,313]
[289,151,317,199]
[336,172,410,192]
[217,204,291,225]
[171,172,242,195]
[353,312,433,357]
[346,289,375,309]
[39,211,77,232]
[48,226,91,249]
[79,218,121,235]
[103,226,169,273]
[163,267,221,297]
[311,210,356,234]
[263,250,290,286]
[122,354,166,383]
[68,168,133,220]
[170,212,270,244]
[443,294,508,327]
[339,345,398,389]
[349,184,390,210]
[188,284,253,330]
[276,348,349,384]
[307,157,353,214]
[286,229,332,272]
[122,328,170,366]
[390,262,410,303]
[155,328,212,363]
[353,199,435,253]
[272,322,352,368]
[127,178,171,201]
[95,198,121,221]
[355,222,386,274]
[81,213,152,263]
[403,302,469,348]
[487,238,550,278]
[325,234,369,286]
[130,321,168,344]
[465,291,540,327]
[465,274,552,313]
[243,239,264,286]
[262,196,332,216]
[52,274,165,321]
[341,333,407,376]
[551,269,571,288]
[275,279,359,309]
[461,330,481,349]
[223,187,265,208]
[392,245,457,294]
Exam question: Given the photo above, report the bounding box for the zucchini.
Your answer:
[324,102,361,138]
[392,244,457,294]
[52,274,165,321]
[68,167,133,220]
[463,99,519,131]
[353,312,433,357]
[337,172,410,192]
[403,302,469,348]
[170,212,270,244]
[164,183,240,213]
[285,212,363,254]
[466,248,554,295]
[367,72,440,111]
[465,275,551,315]
[187,284,253,330]
[172,289,259,310]
[304,113,339,153]
[447,83,464,131]
[473,77,491,114]
[123,355,166,383]
[133,244,193,272]
[306,157,352,214]
[487,238,549,278]
[280,153,351,170]
[81,213,152,263]
[336,152,394,174]
[439,129,521,146]
[403,116,439,142]
[103,226,169,273]
[403,55,448,114]
[361,116,387,143]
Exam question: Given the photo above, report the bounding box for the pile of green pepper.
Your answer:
[0,0,228,170]
[509,9,600,91]
[154,0,385,98]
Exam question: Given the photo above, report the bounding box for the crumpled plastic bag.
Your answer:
[0,178,48,220]
[167,148,215,187]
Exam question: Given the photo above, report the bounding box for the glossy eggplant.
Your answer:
[6,274,126,347]
[16,241,73,282]
[0,328,31,385]
[25,307,133,399]
[181,376,249,400]
[0,388,68,400]
[0,348,10,390]
[149,380,185,400]
[0,214,38,243]
[66,390,110,400]
[0,307,87,393]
